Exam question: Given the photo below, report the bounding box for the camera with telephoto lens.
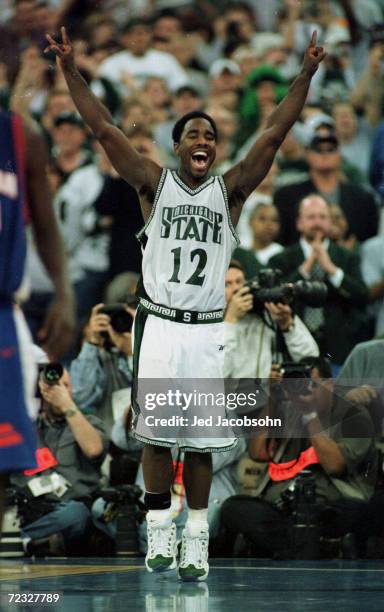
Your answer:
[98,485,146,555]
[280,470,321,559]
[39,363,64,386]
[99,484,143,506]
[280,362,314,397]
[99,304,134,333]
[245,268,327,314]
[35,363,64,398]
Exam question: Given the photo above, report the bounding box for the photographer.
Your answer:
[70,299,136,435]
[224,261,319,382]
[10,367,108,556]
[221,357,378,559]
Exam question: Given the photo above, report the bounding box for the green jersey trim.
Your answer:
[136,167,167,241]
[218,175,240,246]
[171,170,215,195]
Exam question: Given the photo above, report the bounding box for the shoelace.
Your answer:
[148,524,175,557]
[181,534,208,568]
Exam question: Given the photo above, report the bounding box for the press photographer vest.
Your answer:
[268,446,319,481]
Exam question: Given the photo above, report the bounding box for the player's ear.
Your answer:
[173,142,180,155]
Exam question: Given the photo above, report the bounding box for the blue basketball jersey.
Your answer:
[0,111,27,298]
[0,112,36,472]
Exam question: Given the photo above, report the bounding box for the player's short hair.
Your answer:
[172,111,218,144]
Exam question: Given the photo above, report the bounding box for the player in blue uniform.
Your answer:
[0,111,74,530]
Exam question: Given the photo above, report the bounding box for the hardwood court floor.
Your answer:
[1,557,384,611]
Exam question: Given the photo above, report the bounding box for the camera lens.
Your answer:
[42,363,63,385]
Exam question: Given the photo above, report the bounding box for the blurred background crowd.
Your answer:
[3,0,384,561]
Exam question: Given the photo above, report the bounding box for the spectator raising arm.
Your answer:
[44,27,161,219]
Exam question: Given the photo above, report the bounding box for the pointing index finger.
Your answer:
[61,26,68,45]
[310,30,317,48]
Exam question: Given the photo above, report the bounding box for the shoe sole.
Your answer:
[178,569,209,582]
[146,561,177,573]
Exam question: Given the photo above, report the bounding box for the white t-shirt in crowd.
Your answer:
[98,48,188,92]
[254,242,283,266]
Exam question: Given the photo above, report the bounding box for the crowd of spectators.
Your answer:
[3,0,384,560]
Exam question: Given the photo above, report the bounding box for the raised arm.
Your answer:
[44,28,161,202]
[224,32,326,225]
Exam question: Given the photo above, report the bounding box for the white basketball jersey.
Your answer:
[138,169,239,311]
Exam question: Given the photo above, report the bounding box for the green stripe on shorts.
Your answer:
[132,304,148,418]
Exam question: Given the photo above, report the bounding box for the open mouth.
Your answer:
[190,150,209,172]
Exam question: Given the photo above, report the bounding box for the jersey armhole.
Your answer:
[218,175,240,246]
[136,168,167,242]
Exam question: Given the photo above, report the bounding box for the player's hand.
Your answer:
[302,31,327,77]
[225,286,253,323]
[44,26,75,70]
[38,295,75,360]
[265,302,294,331]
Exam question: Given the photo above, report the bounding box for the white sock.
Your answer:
[185,508,209,537]
[147,507,172,528]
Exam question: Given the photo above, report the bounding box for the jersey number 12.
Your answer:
[169,247,207,286]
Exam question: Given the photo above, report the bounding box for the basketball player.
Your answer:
[0,110,74,529]
[46,27,325,580]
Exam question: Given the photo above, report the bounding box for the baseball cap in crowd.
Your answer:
[308,131,339,152]
[54,112,85,129]
[246,64,286,87]
[306,114,335,134]
[297,113,335,147]
[209,59,241,78]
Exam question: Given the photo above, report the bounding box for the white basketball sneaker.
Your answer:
[178,526,209,581]
[145,520,177,573]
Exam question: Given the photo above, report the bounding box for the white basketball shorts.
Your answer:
[132,307,237,453]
